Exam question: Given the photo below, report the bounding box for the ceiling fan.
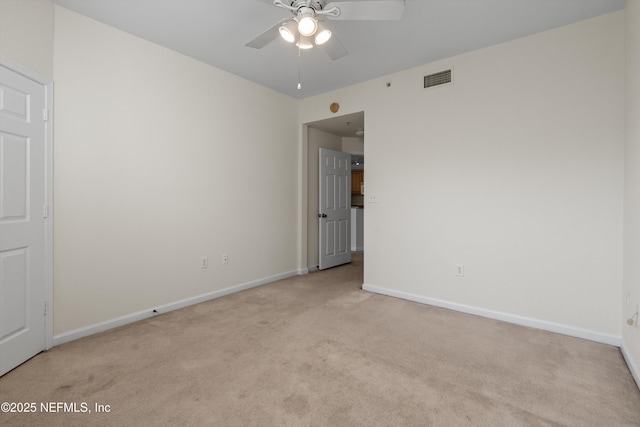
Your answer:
[246,0,405,60]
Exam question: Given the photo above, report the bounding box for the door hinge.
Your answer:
[44,301,48,316]
[42,205,49,219]
[43,108,49,122]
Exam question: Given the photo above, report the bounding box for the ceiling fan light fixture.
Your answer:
[314,22,332,45]
[279,20,297,43]
[297,8,318,37]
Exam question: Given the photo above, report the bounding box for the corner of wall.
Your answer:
[623,0,640,392]
[622,338,640,391]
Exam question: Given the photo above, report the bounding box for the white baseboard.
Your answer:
[53,269,300,346]
[362,283,621,347]
[621,339,640,391]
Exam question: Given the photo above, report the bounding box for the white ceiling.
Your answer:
[51,0,624,100]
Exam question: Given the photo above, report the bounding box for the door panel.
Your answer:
[1,133,29,220]
[1,248,29,340]
[0,65,47,376]
[319,148,351,270]
[338,219,348,253]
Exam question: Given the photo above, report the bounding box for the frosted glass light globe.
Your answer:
[298,15,317,37]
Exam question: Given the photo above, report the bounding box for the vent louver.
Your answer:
[424,69,452,89]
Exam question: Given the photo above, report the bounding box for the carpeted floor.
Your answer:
[1,252,639,426]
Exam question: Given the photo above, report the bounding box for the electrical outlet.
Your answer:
[201,256,209,269]
[222,253,229,265]
[456,264,464,277]
[368,193,378,203]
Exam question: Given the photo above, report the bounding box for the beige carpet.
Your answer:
[1,253,639,426]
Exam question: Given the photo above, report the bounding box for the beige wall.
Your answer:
[623,0,640,386]
[53,7,299,334]
[342,136,364,154]
[0,0,54,79]
[300,11,625,338]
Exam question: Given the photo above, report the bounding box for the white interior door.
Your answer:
[319,148,351,270]
[0,65,47,376]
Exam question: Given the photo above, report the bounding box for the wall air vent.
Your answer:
[424,69,452,89]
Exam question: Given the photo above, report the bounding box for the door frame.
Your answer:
[300,112,365,272]
[1,56,54,351]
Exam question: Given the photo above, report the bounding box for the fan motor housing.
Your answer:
[290,0,324,12]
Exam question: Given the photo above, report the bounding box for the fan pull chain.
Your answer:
[297,46,302,90]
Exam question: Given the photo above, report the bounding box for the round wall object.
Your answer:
[330,102,340,113]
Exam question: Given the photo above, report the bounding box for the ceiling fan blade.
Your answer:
[321,34,348,60]
[246,20,286,49]
[323,0,405,20]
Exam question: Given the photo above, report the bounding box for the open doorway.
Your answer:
[305,111,364,271]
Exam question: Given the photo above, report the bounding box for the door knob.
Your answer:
[318,213,327,218]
